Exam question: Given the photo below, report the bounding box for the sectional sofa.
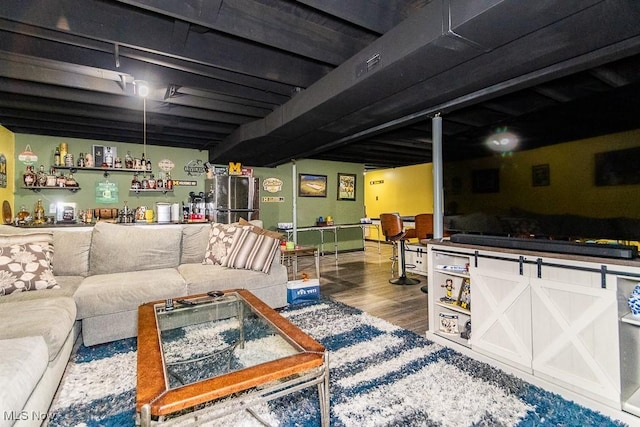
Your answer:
[0,221,288,427]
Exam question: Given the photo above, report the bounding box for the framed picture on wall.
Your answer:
[532,164,550,187]
[298,173,327,197]
[471,168,499,193]
[337,173,356,201]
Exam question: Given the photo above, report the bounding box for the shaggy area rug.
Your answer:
[47,297,626,426]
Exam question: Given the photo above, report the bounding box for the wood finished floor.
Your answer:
[288,241,429,336]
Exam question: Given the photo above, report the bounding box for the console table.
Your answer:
[280,245,320,281]
[278,223,380,259]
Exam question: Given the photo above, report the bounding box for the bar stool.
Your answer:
[380,213,420,286]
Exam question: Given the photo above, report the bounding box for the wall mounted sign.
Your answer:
[95,181,119,204]
[18,145,38,165]
[0,154,6,188]
[369,180,384,185]
[214,166,228,176]
[262,196,285,203]
[173,180,198,186]
[184,159,207,176]
[158,159,175,172]
[263,177,283,193]
[229,162,242,175]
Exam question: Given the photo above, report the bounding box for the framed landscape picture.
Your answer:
[298,173,327,197]
[337,173,356,201]
[532,164,550,187]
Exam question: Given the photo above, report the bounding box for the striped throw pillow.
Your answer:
[225,228,280,273]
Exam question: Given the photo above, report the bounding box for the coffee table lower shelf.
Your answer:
[135,289,329,426]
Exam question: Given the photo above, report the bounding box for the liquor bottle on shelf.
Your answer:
[146,157,152,171]
[166,172,173,190]
[77,153,85,168]
[17,205,30,224]
[131,172,140,190]
[56,171,66,187]
[65,173,78,187]
[54,147,61,166]
[33,199,45,225]
[114,156,122,168]
[23,165,36,187]
[104,147,113,168]
[47,167,57,187]
[36,165,47,187]
[124,151,133,169]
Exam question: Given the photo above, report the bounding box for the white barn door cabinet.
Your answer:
[427,241,640,421]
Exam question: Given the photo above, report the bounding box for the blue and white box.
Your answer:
[287,278,320,304]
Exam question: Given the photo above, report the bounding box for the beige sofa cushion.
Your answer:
[74,268,187,318]
[0,275,83,304]
[89,222,182,275]
[52,229,92,276]
[179,261,287,296]
[0,297,77,361]
[0,336,49,426]
[180,223,211,264]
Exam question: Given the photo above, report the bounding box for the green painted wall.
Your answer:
[252,159,365,251]
[13,134,207,218]
[11,133,367,250]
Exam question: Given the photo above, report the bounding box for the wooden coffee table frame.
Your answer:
[136,289,329,426]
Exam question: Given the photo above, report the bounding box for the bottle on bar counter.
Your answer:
[33,199,45,225]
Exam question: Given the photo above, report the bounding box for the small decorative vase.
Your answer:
[628,285,640,317]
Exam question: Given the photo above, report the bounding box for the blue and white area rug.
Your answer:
[48,297,626,426]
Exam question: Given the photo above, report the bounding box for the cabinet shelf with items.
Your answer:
[618,276,640,417]
[429,249,472,348]
[427,241,640,422]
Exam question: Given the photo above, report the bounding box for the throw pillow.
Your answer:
[225,228,280,273]
[0,233,59,296]
[238,217,284,240]
[203,223,250,265]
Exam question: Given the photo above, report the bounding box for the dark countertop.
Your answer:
[427,238,640,269]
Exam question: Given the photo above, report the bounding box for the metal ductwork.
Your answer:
[211,0,640,166]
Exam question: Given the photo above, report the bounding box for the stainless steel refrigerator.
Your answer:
[205,176,260,223]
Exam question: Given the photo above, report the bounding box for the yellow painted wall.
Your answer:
[444,129,640,218]
[364,163,434,219]
[0,126,15,215]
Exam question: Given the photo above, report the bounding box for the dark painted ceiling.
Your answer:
[1,0,640,169]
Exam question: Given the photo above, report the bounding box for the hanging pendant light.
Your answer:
[133,80,149,158]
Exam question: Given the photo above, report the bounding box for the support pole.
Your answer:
[292,160,297,244]
[432,115,444,239]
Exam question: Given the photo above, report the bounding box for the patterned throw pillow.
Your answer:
[202,223,250,265]
[225,228,280,273]
[0,233,59,296]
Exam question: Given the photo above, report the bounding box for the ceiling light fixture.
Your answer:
[134,80,149,158]
[134,80,149,98]
[485,128,519,153]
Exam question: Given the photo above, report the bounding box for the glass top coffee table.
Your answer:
[136,289,328,426]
